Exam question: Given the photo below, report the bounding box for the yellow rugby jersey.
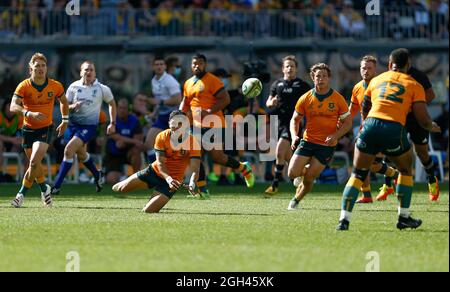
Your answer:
[14,78,65,129]
[350,80,369,118]
[152,129,202,182]
[295,89,349,146]
[183,72,226,128]
[364,71,426,126]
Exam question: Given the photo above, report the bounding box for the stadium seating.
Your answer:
[2,152,24,181]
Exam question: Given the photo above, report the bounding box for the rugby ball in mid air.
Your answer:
[242,78,262,98]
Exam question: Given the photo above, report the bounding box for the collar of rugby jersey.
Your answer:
[312,88,333,102]
[79,78,99,87]
[30,78,48,92]
[154,71,167,82]
[192,71,207,84]
[362,81,368,90]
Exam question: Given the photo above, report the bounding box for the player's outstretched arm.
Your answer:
[107,99,117,135]
[155,152,182,191]
[10,96,46,122]
[290,111,302,150]
[325,113,352,146]
[188,158,201,192]
[412,102,441,133]
[209,89,230,114]
[10,95,26,116]
[56,94,69,137]
[164,92,182,107]
[266,95,278,110]
[425,88,436,104]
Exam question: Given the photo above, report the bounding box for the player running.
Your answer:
[406,62,440,201]
[336,48,441,231]
[349,55,398,204]
[179,54,254,198]
[10,52,69,208]
[145,56,182,163]
[51,61,117,195]
[112,110,201,213]
[264,55,310,195]
[287,63,352,210]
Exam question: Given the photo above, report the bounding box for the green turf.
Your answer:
[0,182,448,272]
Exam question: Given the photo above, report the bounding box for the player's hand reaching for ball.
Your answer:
[166,176,182,191]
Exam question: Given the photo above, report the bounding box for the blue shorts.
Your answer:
[152,113,170,130]
[69,124,98,144]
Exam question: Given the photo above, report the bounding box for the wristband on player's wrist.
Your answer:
[165,176,174,185]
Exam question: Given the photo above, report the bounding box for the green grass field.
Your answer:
[0,182,448,272]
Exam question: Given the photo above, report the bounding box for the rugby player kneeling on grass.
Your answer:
[112,110,201,213]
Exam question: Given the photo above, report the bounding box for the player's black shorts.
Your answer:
[136,165,175,198]
[294,139,336,166]
[405,112,429,145]
[278,123,291,142]
[356,118,411,157]
[21,125,53,149]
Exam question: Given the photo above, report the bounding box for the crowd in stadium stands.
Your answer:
[0,0,448,39]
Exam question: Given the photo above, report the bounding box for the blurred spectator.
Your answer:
[230,0,253,38]
[26,0,43,36]
[0,0,447,39]
[209,0,232,36]
[136,0,157,35]
[338,0,365,37]
[156,0,181,36]
[0,101,24,182]
[408,0,430,37]
[0,68,19,100]
[182,0,210,36]
[300,0,318,36]
[165,55,183,82]
[131,92,151,134]
[1,0,26,36]
[70,0,101,35]
[279,1,304,38]
[104,98,145,184]
[115,0,135,35]
[255,0,271,37]
[318,3,342,38]
[41,0,69,36]
[429,0,449,39]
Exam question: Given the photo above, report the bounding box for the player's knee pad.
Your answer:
[352,168,369,182]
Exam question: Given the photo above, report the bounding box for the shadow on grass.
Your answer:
[367,228,449,233]
[297,207,449,214]
[160,210,275,217]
